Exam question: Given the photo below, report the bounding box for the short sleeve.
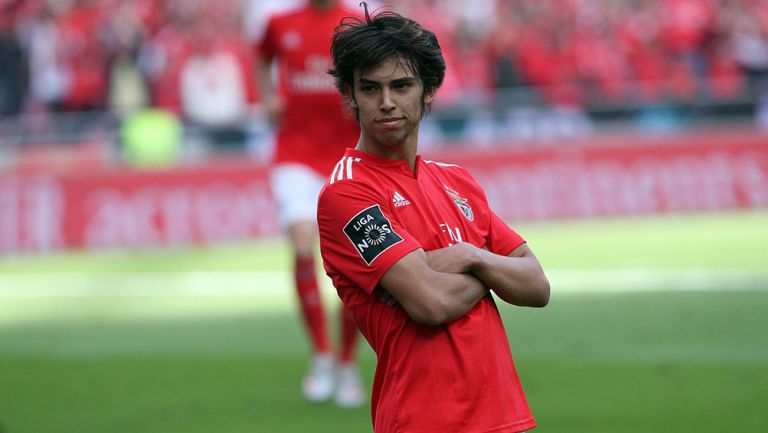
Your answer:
[448,164,526,256]
[487,211,526,256]
[255,16,277,60]
[318,181,422,295]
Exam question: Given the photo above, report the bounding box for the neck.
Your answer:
[355,134,419,173]
[311,0,335,10]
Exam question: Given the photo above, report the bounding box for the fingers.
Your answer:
[380,290,398,306]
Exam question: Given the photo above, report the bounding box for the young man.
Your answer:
[254,0,364,407]
[318,4,550,432]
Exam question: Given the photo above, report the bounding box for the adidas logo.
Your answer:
[393,191,411,207]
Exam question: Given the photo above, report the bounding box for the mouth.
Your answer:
[376,117,404,128]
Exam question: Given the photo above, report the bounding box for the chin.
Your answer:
[381,131,410,146]
[371,136,398,147]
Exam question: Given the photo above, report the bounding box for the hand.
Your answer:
[379,289,398,306]
[262,95,285,125]
[425,242,483,274]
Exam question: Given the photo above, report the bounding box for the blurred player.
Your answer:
[254,0,364,407]
[318,4,550,431]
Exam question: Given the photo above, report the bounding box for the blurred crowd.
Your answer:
[410,0,768,106]
[1,0,768,148]
[1,0,252,117]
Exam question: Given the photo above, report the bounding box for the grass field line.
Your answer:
[0,268,765,299]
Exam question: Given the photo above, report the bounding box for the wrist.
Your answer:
[467,244,487,275]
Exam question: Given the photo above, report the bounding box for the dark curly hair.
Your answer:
[328,2,446,118]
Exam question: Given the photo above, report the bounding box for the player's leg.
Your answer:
[338,306,359,367]
[271,164,333,401]
[335,305,365,408]
[287,220,331,355]
[287,220,337,401]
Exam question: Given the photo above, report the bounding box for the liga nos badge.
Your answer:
[344,205,403,265]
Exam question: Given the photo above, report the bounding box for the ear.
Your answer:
[344,84,358,108]
[423,88,435,105]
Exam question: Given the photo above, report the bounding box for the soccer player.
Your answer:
[254,0,364,407]
[317,4,550,432]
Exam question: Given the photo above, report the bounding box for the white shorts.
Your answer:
[270,163,326,227]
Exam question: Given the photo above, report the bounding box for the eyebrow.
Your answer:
[357,76,417,86]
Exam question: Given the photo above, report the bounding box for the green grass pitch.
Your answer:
[1,210,766,433]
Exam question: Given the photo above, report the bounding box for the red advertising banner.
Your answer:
[1,131,766,254]
[1,163,279,254]
[446,132,768,221]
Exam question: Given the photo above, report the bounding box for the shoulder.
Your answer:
[421,158,487,202]
[338,6,363,18]
[422,158,464,170]
[266,5,306,28]
[422,158,476,182]
[319,155,380,204]
[327,154,368,185]
[318,157,396,250]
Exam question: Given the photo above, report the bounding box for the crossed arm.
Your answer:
[379,243,550,326]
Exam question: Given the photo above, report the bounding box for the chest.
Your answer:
[273,17,336,68]
[386,174,487,250]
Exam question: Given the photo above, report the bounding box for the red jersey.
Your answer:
[318,149,536,433]
[256,4,360,175]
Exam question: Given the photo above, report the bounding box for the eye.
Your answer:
[360,84,377,93]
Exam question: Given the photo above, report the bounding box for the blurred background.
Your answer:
[1,0,767,432]
[1,0,767,166]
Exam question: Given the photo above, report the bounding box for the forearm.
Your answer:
[379,249,488,326]
[425,271,488,324]
[471,248,550,307]
[256,58,278,102]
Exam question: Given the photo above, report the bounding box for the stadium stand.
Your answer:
[2,0,767,255]
[0,0,767,167]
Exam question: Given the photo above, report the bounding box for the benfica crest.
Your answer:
[444,185,474,221]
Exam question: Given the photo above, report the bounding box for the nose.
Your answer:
[379,88,395,112]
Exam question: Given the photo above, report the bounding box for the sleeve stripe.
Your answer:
[345,156,354,180]
[337,157,346,181]
[329,157,361,184]
[329,159,341,184]
[330,158,344,184]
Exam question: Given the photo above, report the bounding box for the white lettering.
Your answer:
[289,55,336,93]
[473,150,768,220]
[737,154,768,205]
[0,176,19,253]
[0,175,64,254]
[353,214,374,231]
[84,181,279,248]
[439,223,462,246]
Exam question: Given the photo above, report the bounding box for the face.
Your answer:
[351,56,433,154]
